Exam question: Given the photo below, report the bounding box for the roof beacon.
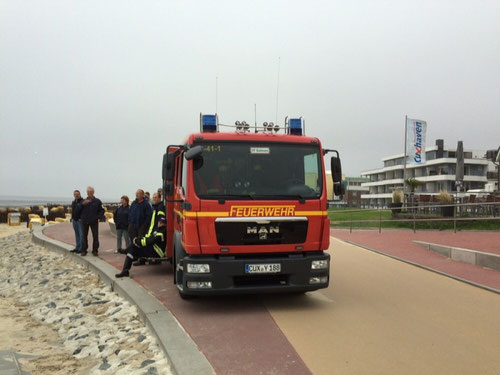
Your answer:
[200,113,218,132]
[288,117,304,135]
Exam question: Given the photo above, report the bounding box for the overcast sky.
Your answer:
[1,0,499,200]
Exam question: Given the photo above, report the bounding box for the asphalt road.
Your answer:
[263,238,500,375]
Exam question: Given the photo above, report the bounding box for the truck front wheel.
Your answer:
[174,244,190,299]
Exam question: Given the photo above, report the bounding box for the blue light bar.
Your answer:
[201,114,217,132]
[289,118,303,135]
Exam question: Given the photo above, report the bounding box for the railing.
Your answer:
[329,201,500,234]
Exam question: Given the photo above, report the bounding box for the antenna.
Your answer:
[254,103,257,133]
[275,57,281,123]
[215,76,218,113]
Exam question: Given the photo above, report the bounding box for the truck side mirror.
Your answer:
[331,156,344,197]
[165,152,176,181]
[184,145,203,160]
[164,181,174,197]
[162,153,168,180]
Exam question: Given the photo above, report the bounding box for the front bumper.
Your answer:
[179,251,330,295]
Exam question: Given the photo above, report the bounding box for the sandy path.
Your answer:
[0,223,28,238]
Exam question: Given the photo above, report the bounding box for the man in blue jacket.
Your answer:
[79,186,105,256]
[128,189,152,240]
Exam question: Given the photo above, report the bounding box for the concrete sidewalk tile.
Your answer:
[430,244,452,258]
[146,311,215,375]
[450,248,476,265]
[413,240,430,250]
[476,253,500,271]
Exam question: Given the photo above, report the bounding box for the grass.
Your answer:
[328,207,500,231]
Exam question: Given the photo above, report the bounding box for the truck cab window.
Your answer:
[193,142,322,200]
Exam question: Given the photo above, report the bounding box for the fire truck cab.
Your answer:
[162,114,343,298]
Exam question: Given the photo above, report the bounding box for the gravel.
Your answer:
[0,231,173,374]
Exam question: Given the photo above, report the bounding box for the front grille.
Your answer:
[215,220,308,245]
[233,274,289,287]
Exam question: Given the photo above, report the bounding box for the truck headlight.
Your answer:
[186,264,211,274]
[311,260,329,270]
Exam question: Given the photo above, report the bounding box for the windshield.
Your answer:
[193,142,323,200]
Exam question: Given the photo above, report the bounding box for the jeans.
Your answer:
[116,228,130,250]
[72,219,83,251]
[81,221,99,253]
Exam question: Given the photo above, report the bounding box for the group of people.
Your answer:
[70,187,166,278]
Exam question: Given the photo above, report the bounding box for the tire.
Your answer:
[174,243,190,299]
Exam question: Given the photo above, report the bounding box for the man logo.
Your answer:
[247,225,279,240]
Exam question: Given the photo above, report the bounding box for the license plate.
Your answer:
[245,263,281,274]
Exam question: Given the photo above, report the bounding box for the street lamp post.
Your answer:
[495,146,500,194]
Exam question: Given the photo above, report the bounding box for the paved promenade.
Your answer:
[331,228,500,291]
[44,223,500,374]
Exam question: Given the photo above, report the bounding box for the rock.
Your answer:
[46,302,56,308]
[73,345,87,355]
[99,361,112,371]
[91,300,109,305]
[138,335,146,343]
[98,345,105,353]
[141,359,155,368]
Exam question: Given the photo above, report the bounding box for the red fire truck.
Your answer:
[162,114,343,298]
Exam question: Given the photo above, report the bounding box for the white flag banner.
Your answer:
[407,118,427,164]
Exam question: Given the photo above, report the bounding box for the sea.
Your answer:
[0,196,116,208]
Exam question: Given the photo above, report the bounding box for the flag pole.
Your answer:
[403,115,408,205]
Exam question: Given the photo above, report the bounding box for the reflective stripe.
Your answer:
[155,232,164,241]
[145,210,157,238]
[141,237,147,246]
[157,210,165,216]
[295,211,328,216]
[179,210,328,218]
[153,243,165,257]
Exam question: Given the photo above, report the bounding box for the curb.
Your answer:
[31,225,215,375]
[335,238,500,294]
[413,240,500,271]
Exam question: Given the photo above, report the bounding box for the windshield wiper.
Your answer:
[199,194,255,200]
[265,194,309,203]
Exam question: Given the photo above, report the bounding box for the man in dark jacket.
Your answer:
[79,186,105,256]
[115,200,166,278]
[70,190,84,253]
[128,189,152,240]
[114,195,130,253]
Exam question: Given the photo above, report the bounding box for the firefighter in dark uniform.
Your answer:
[115,192,166,278]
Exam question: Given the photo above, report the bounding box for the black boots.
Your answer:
[133,258,146,267]
[118,244,133,255]
[115,256,133,278]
